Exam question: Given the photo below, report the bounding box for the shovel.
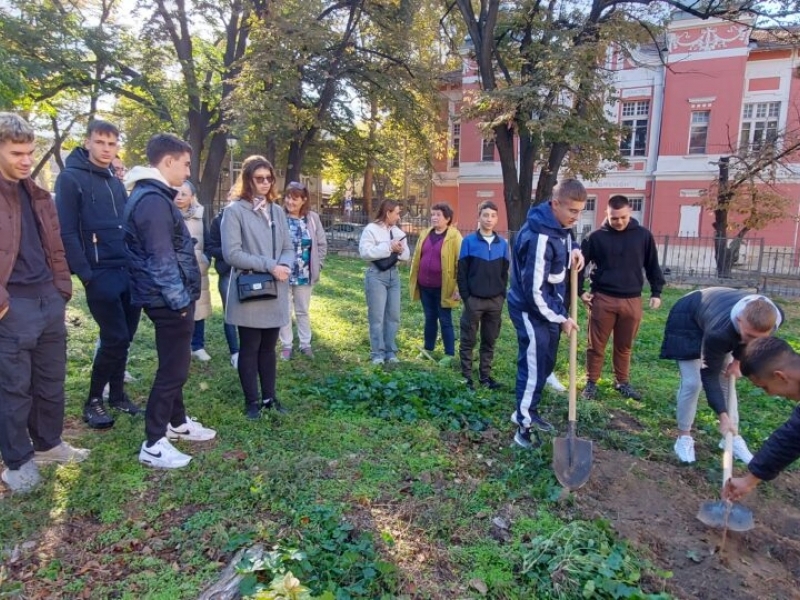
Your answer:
[696,375,755,532]
[553,262,593,490]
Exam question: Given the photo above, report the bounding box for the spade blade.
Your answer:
[697,500,755,532]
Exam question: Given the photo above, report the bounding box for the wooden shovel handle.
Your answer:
[723,374,737,490]
[568,261,578,422]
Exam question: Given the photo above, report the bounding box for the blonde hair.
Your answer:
[0,113,34,144]
[742,298,778,332]
[554,178,587,204]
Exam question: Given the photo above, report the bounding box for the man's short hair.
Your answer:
[87,120,119,139]
[742,298,779,333]
[554,178,587,204]
[146,133,192,166]
[741,336,797,378]
[477,200,498,214]
[0,113,34,145]
[608,194,629,210]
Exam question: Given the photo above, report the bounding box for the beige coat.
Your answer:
[181,204,212,320]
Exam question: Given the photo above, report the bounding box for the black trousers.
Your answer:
[86,267,141,402]
[459,295,504,381]
[237,326,279,406]
[143,303,194,444]
[0,293,66,469]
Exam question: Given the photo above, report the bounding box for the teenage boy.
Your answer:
[457,201,510,390]
[724,336,800,502]
[56,120,142,430]
[508,179,586,448]
[661,287,782,464]
[124,133,216,469]
[578,194,664,401]
[0,113,89,493]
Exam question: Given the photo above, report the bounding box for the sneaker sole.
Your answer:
[84,419,115,430]
[166,432,216,442]
[138,456,192,469]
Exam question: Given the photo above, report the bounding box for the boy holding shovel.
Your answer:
[724,336,800,502]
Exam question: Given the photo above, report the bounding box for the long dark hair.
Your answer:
[230,155,278,202]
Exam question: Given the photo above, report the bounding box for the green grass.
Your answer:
[1,255,799,598]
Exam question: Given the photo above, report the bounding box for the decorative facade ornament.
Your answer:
[668,25,750,53]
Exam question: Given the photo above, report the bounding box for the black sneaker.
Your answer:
[615,381,642,401]
[513,427,541,449]
[463,378,474,391]
[479,376,502,390]
[109,393,142,415]
[245,403,261,420]
[581,381,598,400]
[529,412,555,433]
[83,397,115,430]
[262,398,288,414]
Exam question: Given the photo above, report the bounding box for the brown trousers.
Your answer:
[586,293,643,384]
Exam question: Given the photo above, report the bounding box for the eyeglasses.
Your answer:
[254,175,275,184]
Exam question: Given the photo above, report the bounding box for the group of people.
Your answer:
[2,111,799,504]
[0,115,328,491]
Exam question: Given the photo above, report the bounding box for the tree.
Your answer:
[442,0,800,232]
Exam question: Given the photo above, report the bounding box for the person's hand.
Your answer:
[561,318,579,335]
[390,240,404,253]
[723,473,761,502]
[718,412,736,436]
[580,292,593,309]
[0,305,8,320]
[452,291,461,301]
[571,248,584,271]
[271,265,291,282]
[649,297,662,310]
[725,359,742,378]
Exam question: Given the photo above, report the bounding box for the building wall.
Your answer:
[434,15,800,247]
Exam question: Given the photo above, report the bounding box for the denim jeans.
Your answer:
[191,319,205,351]
[364,265,401,360]
[418,285,454,355]
[219,272,239,355]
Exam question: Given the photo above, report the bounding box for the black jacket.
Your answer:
[123,175,200,310]
[206,207,231,277]
[749,404,800,482]
[578,218,664,299]
[660,287,783,415]
[55,147,128,284]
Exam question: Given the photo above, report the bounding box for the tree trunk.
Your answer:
[714,156,733,277]
[196,545,264,600]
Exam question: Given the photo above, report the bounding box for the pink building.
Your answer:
[433,14,800,252]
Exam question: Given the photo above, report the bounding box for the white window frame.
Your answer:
[688,110,710,155]
[740,101,780,153]
[619,100,650,158]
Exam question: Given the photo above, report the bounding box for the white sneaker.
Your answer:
[1,460,42,493]
[167,417,217,442]
[719,435,754,465]
[33,442,90,464]
[230,352,239,369]
[192,348,212,362]
[546,373,566,392]
[674,435,696,463]
[371,357,384,365]
[124,370,136,383]
[139,438,192,469]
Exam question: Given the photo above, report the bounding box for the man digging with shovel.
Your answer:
[724,336,800,503]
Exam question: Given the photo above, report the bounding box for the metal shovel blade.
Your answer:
[696,500,755,532]
[553,421,593,490]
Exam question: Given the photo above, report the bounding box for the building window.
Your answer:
[451,122,461,168]
[619,100,650,157]
[628,197,643,212]
[481,138,494,161]
[688,111,710,154]
[584,197,596,211]
[740,102,780,152]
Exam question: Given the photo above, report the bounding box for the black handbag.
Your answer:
[236,203,279,302]
[237,271,277,301]
[372,229,403,271]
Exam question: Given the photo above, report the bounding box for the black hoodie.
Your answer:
[55,147,128,284]
[578,217,664,299]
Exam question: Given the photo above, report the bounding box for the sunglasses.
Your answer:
[254,175,275,184]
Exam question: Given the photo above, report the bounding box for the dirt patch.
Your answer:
[568,447,800,600]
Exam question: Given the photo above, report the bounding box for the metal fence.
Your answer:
[320,213,800,298]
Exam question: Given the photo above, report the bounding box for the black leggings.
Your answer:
[237,326,279,406]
